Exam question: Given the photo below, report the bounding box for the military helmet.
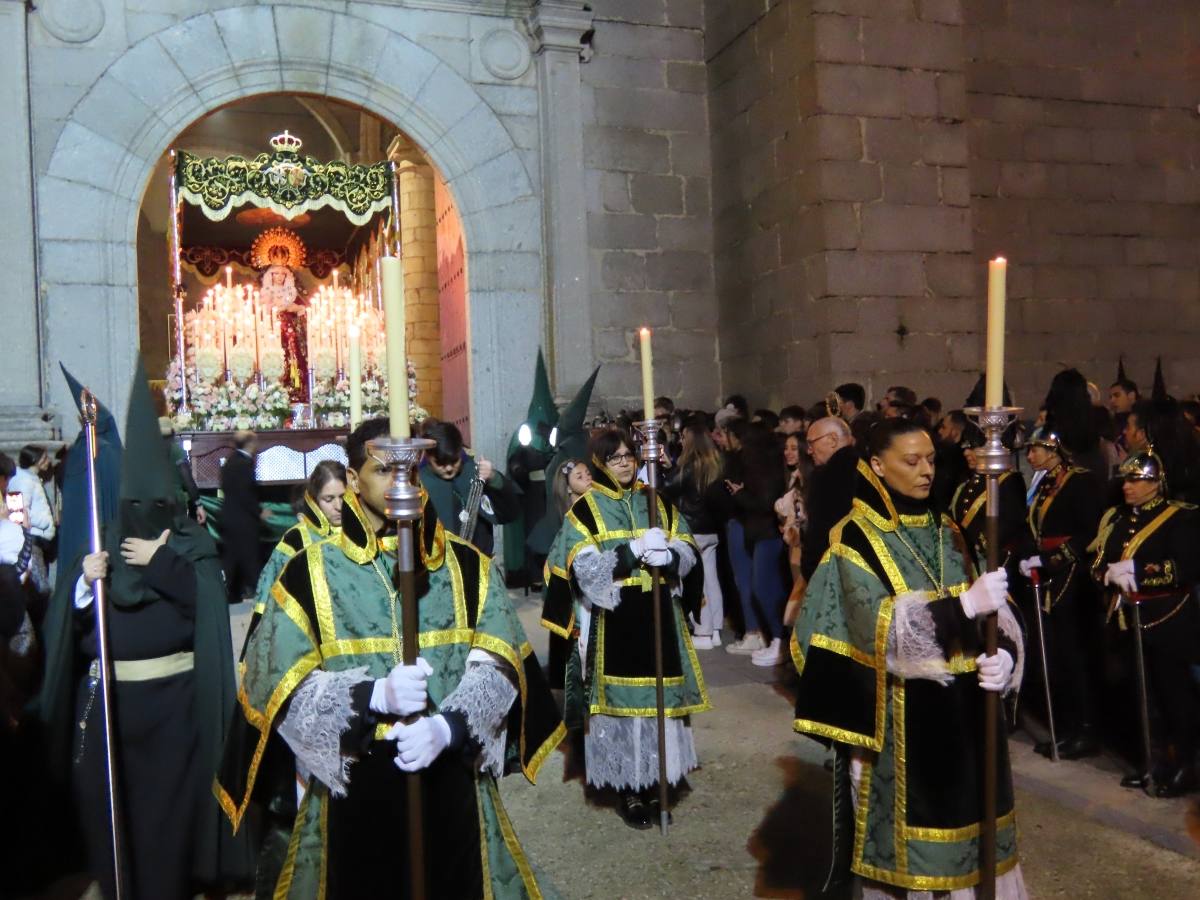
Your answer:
[1027,426,1066,457]
[1118,449,1165,484]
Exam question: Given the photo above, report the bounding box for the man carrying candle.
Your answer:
[216,417,564,899]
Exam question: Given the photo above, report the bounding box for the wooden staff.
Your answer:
[981,472,1001,900]
[394,515,425,900]
[371,434,435,900]
[639,422,670,835]
[81,389,128,899]
[966,404,1017,900]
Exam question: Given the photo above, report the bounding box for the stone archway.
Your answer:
[39,4,544,457]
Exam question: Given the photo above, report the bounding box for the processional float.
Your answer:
[165,132,428,488]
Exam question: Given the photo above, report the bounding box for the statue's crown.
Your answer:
[270,130,302,153]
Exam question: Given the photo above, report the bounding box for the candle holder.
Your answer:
[367,435,436,523]
[962,406,1021,476]
[632,418,663,480]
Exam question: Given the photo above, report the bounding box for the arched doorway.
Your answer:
[136,94,468,438]
[40,6,544,457]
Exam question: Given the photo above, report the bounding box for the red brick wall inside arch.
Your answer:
[435,170,470,444]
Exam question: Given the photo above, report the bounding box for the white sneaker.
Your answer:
[725,632,765,655]
[711,629,722,647]
[691,634,714,650]
[751,637,785,667]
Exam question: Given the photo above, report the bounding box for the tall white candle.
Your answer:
[985,257,1007,408]
[381,256,410,438]
[348,324,362,431]
[639,328,655,421]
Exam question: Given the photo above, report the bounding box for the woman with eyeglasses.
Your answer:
[792,417,1026,898]
[540,426,709,830]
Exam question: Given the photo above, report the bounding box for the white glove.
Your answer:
[1104,559,1137,594]
[960,569,1008,619]
[1018,556,1042,578]
[641,548,673,568]
[976,650,1015,693]
[629,527,669,560]
[387,715,452,772]
[370,657,433,716]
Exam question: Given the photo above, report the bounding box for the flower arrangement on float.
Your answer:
[165,353,427,432]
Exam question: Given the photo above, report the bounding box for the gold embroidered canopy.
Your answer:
[175,131,393,226]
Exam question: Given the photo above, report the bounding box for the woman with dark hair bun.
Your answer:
[540,425,710,829]
[792,417,1027,897]
[242,460,347,651]
[1043,368,1105,476]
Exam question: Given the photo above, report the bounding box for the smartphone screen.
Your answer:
[5,492,26,528]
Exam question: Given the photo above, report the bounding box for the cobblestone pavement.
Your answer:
[503,591,1200,899]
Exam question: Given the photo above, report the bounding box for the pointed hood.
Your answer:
[507,349,560,459]
[554,365,600,462]
[58,365,123,572]
[61,362,121,444]
[121,357,177,506]
[1116,355,1128,384]
[1152,357,1170,402]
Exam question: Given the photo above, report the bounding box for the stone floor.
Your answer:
[37,593,1200,899]
[501,590,1200,899]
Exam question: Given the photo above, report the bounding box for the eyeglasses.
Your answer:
[806,432,838,446]
[606,452,636,465]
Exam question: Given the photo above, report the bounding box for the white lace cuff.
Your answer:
[277,666,370,798]
[886,592,953,685]
[440,656,518,777]
[573,546,622,610]
[998,603,1025,695]
[670,539,697,578]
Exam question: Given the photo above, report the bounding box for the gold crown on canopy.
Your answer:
[270,130,303,153]
[251,227,307,269]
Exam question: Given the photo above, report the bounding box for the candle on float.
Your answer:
[225,265,233,290]
[639,327,655,421]
[985,257,1007,408]
[348,324,362,430]
[381,256,410,437]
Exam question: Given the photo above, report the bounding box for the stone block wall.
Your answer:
[583,0,721,413]
[708,0,976,409]
[962,0,1200,402]
[708,0,1200,410]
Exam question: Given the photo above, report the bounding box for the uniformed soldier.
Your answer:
[1019,427,1105,759]
[1091,449,1200,797]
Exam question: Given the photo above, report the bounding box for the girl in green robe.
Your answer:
[792,418,1027,898]
[542,426,709,829]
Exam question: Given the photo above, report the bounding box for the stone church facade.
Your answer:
[2,0,1198,456]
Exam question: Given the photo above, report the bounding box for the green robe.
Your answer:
[241,496,337,661]
[541,467,709,722]
[216,492,564,899]
[791,461,1020,893]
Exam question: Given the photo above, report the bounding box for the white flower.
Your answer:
[261,349,285,380]
[229,346,256,381]
[196,347,223,381]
